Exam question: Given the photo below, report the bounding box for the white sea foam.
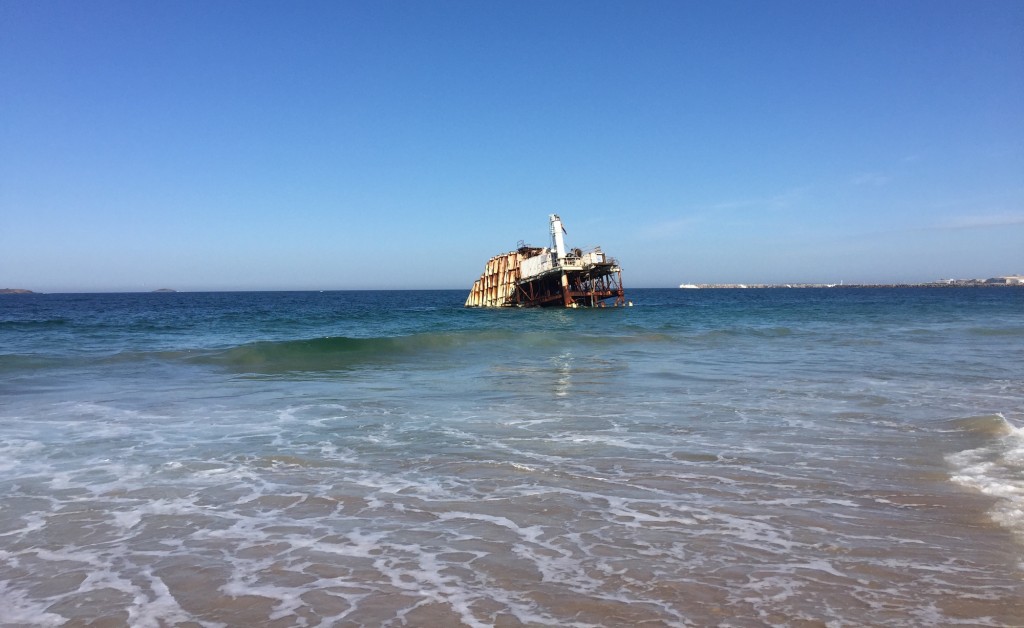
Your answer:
[948,415,1024,544]
[0,439,45,472]
[0,581,66,627]
[126,571,201,628]
[109,497,200,530]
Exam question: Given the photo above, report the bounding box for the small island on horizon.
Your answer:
[152,288,178,293]
[0,288,35,294]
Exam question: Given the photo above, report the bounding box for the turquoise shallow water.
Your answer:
[1,288,1023,626]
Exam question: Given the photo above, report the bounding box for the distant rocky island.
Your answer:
[152,288,177,293]
[0,288,35,294]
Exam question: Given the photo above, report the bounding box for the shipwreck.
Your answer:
[465,214,626,308]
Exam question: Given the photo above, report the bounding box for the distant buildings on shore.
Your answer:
[943,275,1024,286]
[680,275,1024,289]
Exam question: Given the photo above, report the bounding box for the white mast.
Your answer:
[549,214,567,259]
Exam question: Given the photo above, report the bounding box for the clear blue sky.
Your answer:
[2,0,1021,291]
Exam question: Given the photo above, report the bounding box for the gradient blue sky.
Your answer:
[2,0,1022,291]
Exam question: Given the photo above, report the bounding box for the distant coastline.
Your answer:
[679,279,1023,289]
[0,288,35,294]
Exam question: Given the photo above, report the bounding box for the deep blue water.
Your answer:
[1,288,1023,626]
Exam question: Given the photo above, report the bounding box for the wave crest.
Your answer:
[192,331,516,373]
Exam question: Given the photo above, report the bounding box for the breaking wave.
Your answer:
[947,414,1024,544]
[187,330,669,373]
[1,328,681,376]
[189,332,511,372]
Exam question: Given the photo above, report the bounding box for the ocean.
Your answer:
[1,288,1022,627]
